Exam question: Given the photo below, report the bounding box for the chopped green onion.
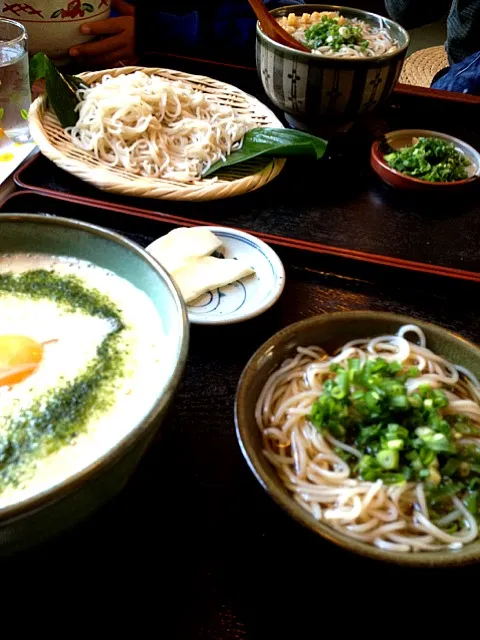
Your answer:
[423,434,455,454]
[459,461,471,477]
[442,458,460,477]
[416,427,433,438]
[409,394,422,409]
[384,137,470,183]
[381,473,406,484]
[465,491,478,515]
[420,449,436,466]
[427,465,442,486]
[309,356,479,520]
[406,366,420,377]
[304,16,367,52]
[386,439,404,450]
[390,395,408,409]
[428,483,463,505]
[377,449,399,470]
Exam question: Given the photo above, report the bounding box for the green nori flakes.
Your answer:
[0,269,124,326]
[0,268,128,491]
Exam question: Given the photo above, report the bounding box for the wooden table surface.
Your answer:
[16,56,480,279]
[1,192,478,636]
[2,49,480,632]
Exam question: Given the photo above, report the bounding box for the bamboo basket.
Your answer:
[28,66,286,202]
[399,46,449,88]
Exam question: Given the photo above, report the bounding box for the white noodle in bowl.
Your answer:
[68,71,256,183]
[236,314,480,564]
[277,10,398,59]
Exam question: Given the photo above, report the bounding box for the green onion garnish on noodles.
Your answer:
[310,357,480,518]
[304,15,365,52]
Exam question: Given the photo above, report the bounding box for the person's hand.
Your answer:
[69,0,136,68]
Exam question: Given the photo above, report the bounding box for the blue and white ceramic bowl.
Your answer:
[256,4,409,130]
[187,226,285,325]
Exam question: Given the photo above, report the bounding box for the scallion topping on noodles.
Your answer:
[277,11,398,58]
[68,71,256,183]
[256,325,480,553]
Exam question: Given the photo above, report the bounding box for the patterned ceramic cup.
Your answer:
[0,0,111,64]
[256,4,409,130]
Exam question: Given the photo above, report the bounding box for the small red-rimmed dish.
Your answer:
[371,129,480,191]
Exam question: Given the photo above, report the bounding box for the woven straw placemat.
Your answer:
[399,45,449,88]
[28,66,285,202]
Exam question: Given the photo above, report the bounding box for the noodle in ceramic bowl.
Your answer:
[257,5,409,131]
[277,10,398,59]
[235,312,480,566]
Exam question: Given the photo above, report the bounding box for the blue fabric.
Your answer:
[110,1,134,17]
[431,50,480,95]
[135,1,305,63]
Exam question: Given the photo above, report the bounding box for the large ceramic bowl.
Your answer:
[0,0,111,64]
[235,311,480,567]
[256,4,409,131]
[0,214,188,555]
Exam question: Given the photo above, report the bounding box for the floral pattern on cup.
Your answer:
[0,0,111,62]
[2,0,108,19]
[51,1,94,20]
[1,4,44,18]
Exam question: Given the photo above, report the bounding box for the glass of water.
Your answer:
[0,19,31,143]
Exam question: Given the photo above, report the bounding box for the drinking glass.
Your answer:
[0,19,31,143]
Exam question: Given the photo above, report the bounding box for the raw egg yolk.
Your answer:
[0,335,44,386]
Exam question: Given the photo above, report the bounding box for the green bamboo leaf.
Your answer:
[29,51,48,87]
[29,53,83,128]
[203,128,327,177]
[64,73,88,93]
[50,9,62,18]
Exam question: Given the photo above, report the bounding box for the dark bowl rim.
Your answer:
[0,213,189,523]
[234,311,480,567]
[256,3,410,63]
[371,129,480,187]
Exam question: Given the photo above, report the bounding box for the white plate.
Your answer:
[186,226,285,325]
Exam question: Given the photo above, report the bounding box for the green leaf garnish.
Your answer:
[29,51,48,87]
[29,52,85,128]
[203,128,327,176]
